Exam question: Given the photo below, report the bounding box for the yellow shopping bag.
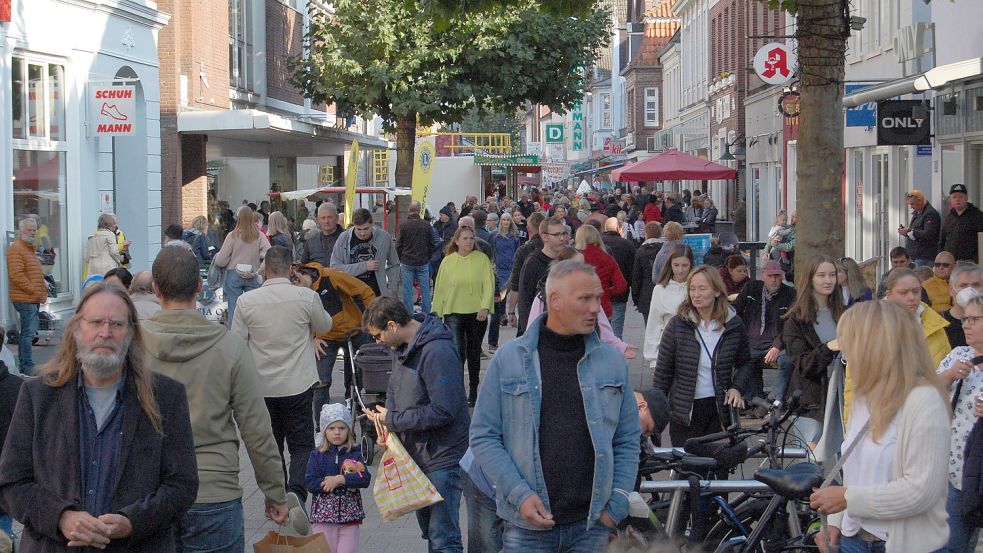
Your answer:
[371,424,443,521]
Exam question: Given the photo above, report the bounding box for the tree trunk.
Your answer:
[795,0,848,268]
[395,113,417,189]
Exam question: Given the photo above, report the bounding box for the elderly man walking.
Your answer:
[232,246,332,513]
[0,282,198,551]
[301,203,343,266]
[471,260,640,553]
[6,217,46,375]
[143,247,293,550]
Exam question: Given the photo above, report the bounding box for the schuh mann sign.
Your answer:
[877,100,931,146]
[88,85,137,136]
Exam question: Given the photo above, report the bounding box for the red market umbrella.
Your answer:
[615,149,736,182]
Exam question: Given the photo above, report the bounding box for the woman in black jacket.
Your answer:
[781,254,846,445]
[653,265,752,446]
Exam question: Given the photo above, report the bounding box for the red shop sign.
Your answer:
[0,0,11,23]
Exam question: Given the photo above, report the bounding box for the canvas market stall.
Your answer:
[273,186,412,231]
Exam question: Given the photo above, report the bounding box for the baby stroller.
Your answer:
[348,340,395,465]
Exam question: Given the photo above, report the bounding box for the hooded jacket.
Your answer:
[384,314,469,473]
[331,226,401,297]
[581,244,628,317]
[653,307,752,427]
[432,251,495,317]
[299,263,376,342]
[143,309,288,506]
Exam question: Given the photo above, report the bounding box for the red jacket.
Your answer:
[581,244,628,317]
[643,203,662,223]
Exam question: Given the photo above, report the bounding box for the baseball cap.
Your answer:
[763,260,785,275]
[951,183,968,195]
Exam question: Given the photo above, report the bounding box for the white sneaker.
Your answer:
[286,492,310,535]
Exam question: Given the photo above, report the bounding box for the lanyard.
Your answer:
[695,322,718,362]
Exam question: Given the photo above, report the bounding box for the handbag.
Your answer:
[371,423,443,521]
[252,531,330,553]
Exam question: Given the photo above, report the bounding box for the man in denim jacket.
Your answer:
[470,260,640,553]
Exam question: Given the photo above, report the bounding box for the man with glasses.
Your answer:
[362,297,468,553]
[331,208,401,297]
[0,282,198,551]
[898,189,941,268]
[942,263,983,348]
[515,217,570,336]
[925,251,957,313]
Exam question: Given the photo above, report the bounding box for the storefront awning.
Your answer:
[842,57,983,108]
[177,109,389,149]
[472,154,541,167]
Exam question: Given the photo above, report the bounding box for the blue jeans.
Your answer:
[416,466,464,553]
[174,499,245,553]
[12,302,38,375]
[487,298,506,348]
[609,301,627,340]
[402,264,432,314]
[223,271,259,329]
[946,482,980,553]
[502,519,612,553]
[747,348,792,402]
[0,513,11,536]
[463,471,503,553]
[838,535,885,553]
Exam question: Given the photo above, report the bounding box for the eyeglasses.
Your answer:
[963,315,983,328]
[80,317,128,333]
[935,262,953,268]
[544,231,571,238]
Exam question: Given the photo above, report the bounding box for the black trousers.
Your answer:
[445,313,488,401]
[668,397,722,447]
[265,388,315,502]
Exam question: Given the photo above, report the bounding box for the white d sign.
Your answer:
[753,43,797,85]
[89,85,136,136]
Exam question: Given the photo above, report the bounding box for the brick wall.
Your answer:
[623,65,662,149]
[267,0,306,106]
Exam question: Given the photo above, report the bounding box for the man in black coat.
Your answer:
[396,201,437,314]
[661,196,686,225]
[940,183,983,262]
[602,217,637,340]
[506,212,546,328]
[0,282,198,552]
[732,261,796,406]
[515,217,569,335]
[631,222,664,325]
[899,188,941,267]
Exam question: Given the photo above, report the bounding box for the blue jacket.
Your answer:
[385,314,470,473]
[305,445,372,493]
[491,232,520,289]
[469,315,641,530]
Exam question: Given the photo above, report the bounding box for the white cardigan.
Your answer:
[828,385,950,553]
[643,279,688,367]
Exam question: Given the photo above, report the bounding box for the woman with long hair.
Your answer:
[488,214,521,352]
[653,266,751,445]
[267,211,295,252]
[782,254,846,446]
[525,246,635,358]
[811,300,949,553]
[574,224,627,319]
[720,254,749,297]
[185,215,214,266]
[836,257,873,306]
[213,206,271,328]
[644,244,694,371]
[432,226,495,405]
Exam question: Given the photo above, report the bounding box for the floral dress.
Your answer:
[938,346,983,490]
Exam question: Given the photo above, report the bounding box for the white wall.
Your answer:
[931,0,983,66]
[222,158,271,207]
[424,157,482,216]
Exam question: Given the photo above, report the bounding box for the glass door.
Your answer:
[872,151,890,265]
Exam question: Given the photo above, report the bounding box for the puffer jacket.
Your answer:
[6,239,46,304]
[653,307,752,427]
[300,263,377,342]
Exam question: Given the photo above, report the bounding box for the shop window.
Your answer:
[10,55,69,296]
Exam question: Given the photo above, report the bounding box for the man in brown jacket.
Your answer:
[6,217,46,375]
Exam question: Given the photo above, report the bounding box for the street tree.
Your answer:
[291,0,609,188]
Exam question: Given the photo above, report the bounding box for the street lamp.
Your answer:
[719,132,745,162]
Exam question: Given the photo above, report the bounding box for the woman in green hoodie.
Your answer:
[433,226,495,405]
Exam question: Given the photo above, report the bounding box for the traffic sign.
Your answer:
[545,124,564,143]
[753,43,797,86]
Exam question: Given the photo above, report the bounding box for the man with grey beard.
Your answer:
[6,217,46,375]
[0,281,198,552]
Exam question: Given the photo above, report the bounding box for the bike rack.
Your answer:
[649,446,810,459]
[638,480,772,494]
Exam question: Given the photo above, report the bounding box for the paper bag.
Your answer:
[253,531,331,553]
[372,431,443,521]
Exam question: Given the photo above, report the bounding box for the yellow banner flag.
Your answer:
[344,140,360,227]
[411,141,436,206]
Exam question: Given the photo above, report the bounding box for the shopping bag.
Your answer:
[253,531,331,553]
[372,430,443,521]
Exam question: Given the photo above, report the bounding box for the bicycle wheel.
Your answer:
[705,499,769,553]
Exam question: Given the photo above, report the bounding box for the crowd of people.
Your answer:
[0,179,982,553]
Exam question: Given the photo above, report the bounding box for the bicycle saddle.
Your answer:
[753,463,823,500]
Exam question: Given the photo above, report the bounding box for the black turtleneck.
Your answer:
[537,318,593,525]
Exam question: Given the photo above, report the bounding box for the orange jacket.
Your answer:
[300,263,376,342]
[7,239,47,304]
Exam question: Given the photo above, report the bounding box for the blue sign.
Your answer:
[917,144,933,156]
[845,83,877,127]
[682,233,713,267]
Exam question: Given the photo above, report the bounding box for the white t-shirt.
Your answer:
[694,320,723,399]
[840,398,898,540]
[937,346,983,489]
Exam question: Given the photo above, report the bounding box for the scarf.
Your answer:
[760,285,778,336]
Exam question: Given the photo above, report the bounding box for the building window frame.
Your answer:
[600,92,612,130]
[644,87,659,127]
[229,0,255,92]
